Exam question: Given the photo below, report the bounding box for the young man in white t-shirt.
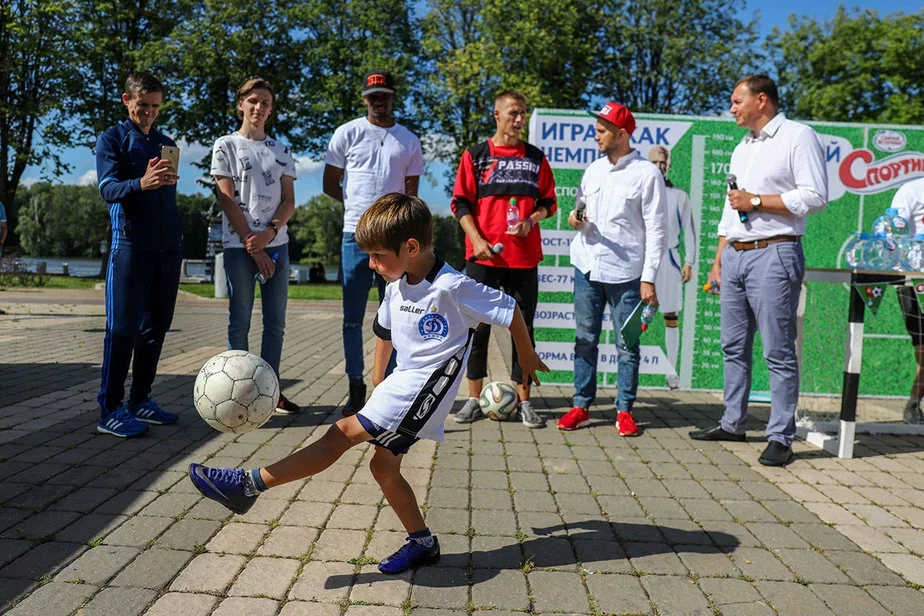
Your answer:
[210,77,300,415]
[189,193,550,574]
[323,70,424,416]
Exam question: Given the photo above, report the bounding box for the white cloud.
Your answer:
[77,169,98,186]
[294,157,324,175]
[20,177,39,188]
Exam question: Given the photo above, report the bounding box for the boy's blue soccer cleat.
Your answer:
[128,397,179,425]
[378,536,441,574]
[188,463,256,515]
[97,406,150,438]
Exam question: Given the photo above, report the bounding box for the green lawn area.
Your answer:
[0,275,100,290]
[179,282,344,300]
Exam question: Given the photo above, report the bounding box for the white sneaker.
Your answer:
[903,401,923,424]
[666,374,680,390]
[454,398,484,423]
[518,401,546,429]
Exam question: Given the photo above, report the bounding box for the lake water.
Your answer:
[17,257,338,282]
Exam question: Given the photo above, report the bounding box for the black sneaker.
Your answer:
[187,464,257,514]
[342,378,367,416]
[275,393,301,415]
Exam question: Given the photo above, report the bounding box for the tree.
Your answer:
[593,0,761,114]
[766,7,924,124]
[176,192,214,259]
[15,182,109,257]
[288,194,344,266]
[432,214,465,270]
[0,1,80,211]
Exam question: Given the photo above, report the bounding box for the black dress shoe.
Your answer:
[758,441,793,466]
[689,423,746,442]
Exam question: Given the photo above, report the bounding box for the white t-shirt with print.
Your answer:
[325,117,424,233]
[360,260,515,442]
[210,132,296,248]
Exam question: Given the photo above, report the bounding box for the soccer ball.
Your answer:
[480,381,518,421]
[194,350,279,433]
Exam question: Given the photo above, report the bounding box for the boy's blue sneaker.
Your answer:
[128,397,179,425]
[188,463,256,515]
[97,406,150,438]
[378,536,440,574]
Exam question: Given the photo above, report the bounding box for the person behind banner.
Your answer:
[450,89,557,429]
[188,193,549,575]
[558,102,667,435]
[648,145,697,390]
[890,177,924,424]
[690,75,827,466]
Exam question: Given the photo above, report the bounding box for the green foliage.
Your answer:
[288,194,344,265]
[593,0,761,114]
[433,214,465,271]
[176,192,214,259]
[15,182,108,257]
[767,7,924,124]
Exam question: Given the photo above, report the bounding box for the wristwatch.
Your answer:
[267,221,279,237]
[749,195,762,210]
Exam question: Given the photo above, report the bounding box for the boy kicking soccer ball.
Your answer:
[189,193,549,574]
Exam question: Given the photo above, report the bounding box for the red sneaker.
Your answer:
[616,411,638,437]
[558,406,590,431]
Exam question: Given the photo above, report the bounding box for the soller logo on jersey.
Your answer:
[418,313,449,340]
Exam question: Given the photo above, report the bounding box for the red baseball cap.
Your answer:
[589,101,636,135]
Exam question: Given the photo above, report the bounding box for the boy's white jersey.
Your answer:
[362,259,515,442]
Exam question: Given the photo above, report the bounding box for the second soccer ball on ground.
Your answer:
[479,381,518,421]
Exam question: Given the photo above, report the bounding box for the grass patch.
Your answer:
[179,282,346,301]
[1,275,99,290]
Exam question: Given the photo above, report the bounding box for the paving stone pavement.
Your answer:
[1,287,924,615]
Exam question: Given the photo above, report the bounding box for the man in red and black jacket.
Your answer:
[450,90,557,428]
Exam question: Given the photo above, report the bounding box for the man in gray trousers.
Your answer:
[690,75,827,466]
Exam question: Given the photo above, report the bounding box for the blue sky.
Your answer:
[21,1,921,216]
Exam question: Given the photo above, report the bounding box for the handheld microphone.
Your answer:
[726,173,747,223]
[468,242,504,262]
[574,197,586,222]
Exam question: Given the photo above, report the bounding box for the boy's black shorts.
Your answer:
[356,413,419,456]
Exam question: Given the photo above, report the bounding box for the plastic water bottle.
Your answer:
[843,232,870,268]
[640,303,658,332]
[863,236,900,271]
[506,198,519,234]
[888,208,910,238]
[871,211,893,237]
[255,250,280,284]
[900,234,924,271]
[702,280,720,294]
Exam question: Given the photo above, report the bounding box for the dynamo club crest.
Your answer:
[418,313,449,340]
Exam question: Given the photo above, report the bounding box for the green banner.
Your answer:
[529,110,924,396]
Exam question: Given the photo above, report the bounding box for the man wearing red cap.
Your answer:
[450,90,557,429]
[558,102,667,435]
[324,70,424,416]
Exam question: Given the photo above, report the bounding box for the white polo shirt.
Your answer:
[362,260,515,442]
[717,113,828,242]
[570,150,667,284]
[325,117,424,233]
[891,178,924,236]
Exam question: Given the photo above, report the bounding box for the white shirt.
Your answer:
[717,113,828,242]
[368,260,515,441]
[891,178,924,236]
[325,117,424,233]
[665,184,697,265]
[210,133,296,248]
[570,150,667,284]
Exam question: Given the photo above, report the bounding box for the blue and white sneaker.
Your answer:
[187,463,256,515]
[378,536,441,574]
[97,406,150,438]
[128,397,178,425]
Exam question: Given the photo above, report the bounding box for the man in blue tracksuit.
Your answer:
[95,72,183,437]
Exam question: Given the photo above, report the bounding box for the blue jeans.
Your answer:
[224,245,289,377]
[572,269,641,413]
[341,233,388,380]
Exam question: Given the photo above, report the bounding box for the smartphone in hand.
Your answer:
[160,145,180,172]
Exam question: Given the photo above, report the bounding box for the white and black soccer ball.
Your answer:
[194,350,279,434]
[480,381,518,421]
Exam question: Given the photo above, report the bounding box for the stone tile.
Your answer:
[170,553,245,593]
[756,580,836,616]
[206,522,267,554]
[0,542,87,580]
[288,561,354,604]
[637,496,690,520]
[835,524,907,553]
[525,536,575,570]
[102,515,174,548]
[843,503,907,527]
[642,574,712,615]
[76,587,157,616]
[349,565,412,607]
[471,535,522,570]
[745,522,810,548]
[2,510,82,540]
[55,545,140,585]
[143,591,217,616]
[586,572,650,615]
[53,513,129,545]
[808,584,892,616]
[213,596,280,616]
[676,545,740,577]
[528,570,591,614]
[411,567,468,609]
[278,601,340,616]
[624,542,688,575]
[109,547,192,589]
[155,518,221,551]
[698,577,763,606]
[279,501,335,527]
[776,548,851,584]
[728,547,793,581]
[824,550,907,586]
[343,605,403,616]
[876,553,924,585]
[803,502,863,525]
[424,508,469,535]
[788,523,860,551]
[573,539,631,573]
[257,526,318,558]
[4,581,99,616]
[326,504,379,530]
[471,568,530,611]
[229,557,301,599]
[312,528,367,562]
[866,584,924,616]
[471,509,516,537]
